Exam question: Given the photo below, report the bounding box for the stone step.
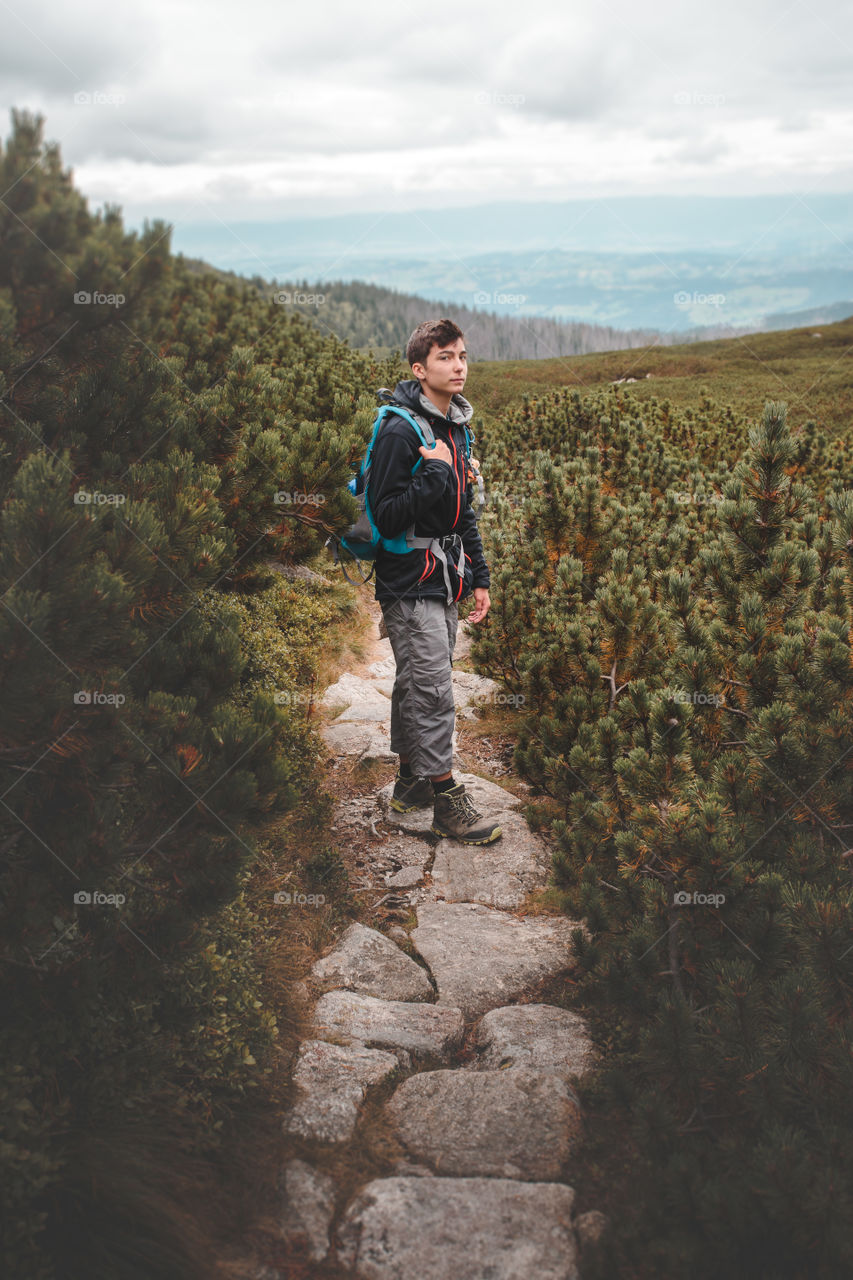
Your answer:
[412,901,582,1020]
[335,1175,580,1280]
[311,989,464,1064]
[472,1003,597,1080]
[382,1066,582,1181]
[450,668,502,719]
[309,922,433,1003]
[282,1040,399,1145]
[321,720,395,763]
[320,672,391,723]
[426,775,552,909]
[376,771,549,910]
[279,1158,336,1261]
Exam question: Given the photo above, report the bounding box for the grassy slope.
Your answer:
[465,315,853,436]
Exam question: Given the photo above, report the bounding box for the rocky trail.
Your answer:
[273,598,606,1279]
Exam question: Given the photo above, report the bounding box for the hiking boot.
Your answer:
[431,782,503,845]
[390,772,434,812]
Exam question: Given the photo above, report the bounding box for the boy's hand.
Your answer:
[468,588,491,624]
[467,455,481,483]
[420,440,452,466]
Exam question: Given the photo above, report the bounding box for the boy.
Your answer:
[368,318,502,844]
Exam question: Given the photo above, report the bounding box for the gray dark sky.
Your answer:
[3,0,852,227]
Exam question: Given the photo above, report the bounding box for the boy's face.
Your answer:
[412,337,467,400]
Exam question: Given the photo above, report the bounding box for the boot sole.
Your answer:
[390,796,431,812]
[430,823,503,845]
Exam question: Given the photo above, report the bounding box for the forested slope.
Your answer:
[0,107,393,1280]
[182,259,750,362]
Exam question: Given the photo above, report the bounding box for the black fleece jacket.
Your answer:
[368,379,490,604]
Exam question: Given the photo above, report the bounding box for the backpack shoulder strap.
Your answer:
[365,404,435,475]
[390,405,435,448]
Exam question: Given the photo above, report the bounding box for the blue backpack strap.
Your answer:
[360,404,436,551]
[365,404,436,476]
[359,400,470,604]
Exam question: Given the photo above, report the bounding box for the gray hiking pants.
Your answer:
[380,597,458,778]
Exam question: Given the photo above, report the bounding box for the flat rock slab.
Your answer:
[321,673,391,723]
[412,902,579,1020]
[429,806,552,910]
[383,1067,582,1180]
[453,623,474,662]
[451,668,502,719]
[385,865,425,888]
[320,721,394,762]
[333,801,430,862]
[312,990,464,1062]
[321,672,388,711]
[369,636,394,662]
[367,655,396,680]
[280,1159,336,1261]
[376,831,432,872]
[474,1004,597,1079]
[283,1040,399,1144]
[310,922,433,1003]
[336,1176,579,1280]
[332,700,393,724]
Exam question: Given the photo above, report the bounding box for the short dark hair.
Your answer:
[406,318,465,369]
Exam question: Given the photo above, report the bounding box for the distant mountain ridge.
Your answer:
[172,193,853,337]
[173,193,853,260]
[763,300,853,329]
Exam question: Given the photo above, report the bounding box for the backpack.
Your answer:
[327,389,482,598]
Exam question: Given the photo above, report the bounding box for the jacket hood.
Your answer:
[390,378,473,428]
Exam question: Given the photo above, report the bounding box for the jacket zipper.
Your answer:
[450,432,461,529]
[418,548,433,583]
[416,414,465,588]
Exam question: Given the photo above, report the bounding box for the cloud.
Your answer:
[0,0,156,90]
[2,0,852,219]
[663,135,731,166]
